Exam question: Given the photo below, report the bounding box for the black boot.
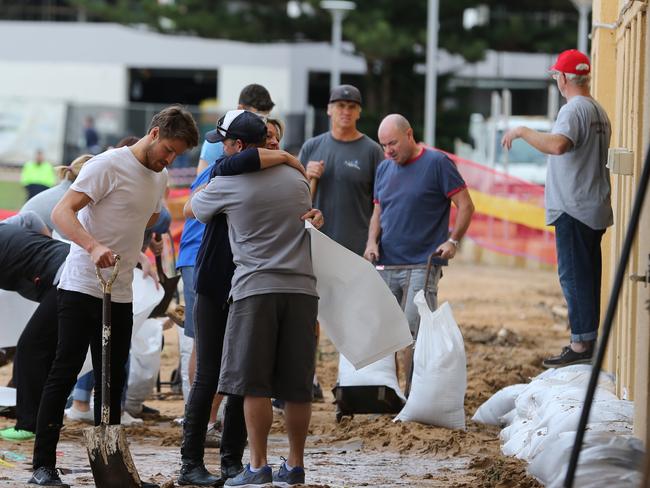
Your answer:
[220,463,244,482]
[28,467,70,487]
[178,463,221,487]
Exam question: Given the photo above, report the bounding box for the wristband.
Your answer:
[448,238,459,247]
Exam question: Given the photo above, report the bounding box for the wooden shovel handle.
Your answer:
[310,178,318,199]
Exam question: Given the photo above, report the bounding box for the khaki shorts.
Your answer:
[218,293,318,403]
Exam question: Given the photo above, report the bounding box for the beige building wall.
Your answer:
[593,0,650,443]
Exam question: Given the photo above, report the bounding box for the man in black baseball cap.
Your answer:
[328,84,362,105]
[205,110,267,145]
[178,107,323,487]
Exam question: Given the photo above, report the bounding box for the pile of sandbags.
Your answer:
[473,365,644,487]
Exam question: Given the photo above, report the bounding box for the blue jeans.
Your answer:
[553,213,605,343]
[72,371,94,403]
[180,266,196,338]
[72,362,130,404]
[379,266,442,339]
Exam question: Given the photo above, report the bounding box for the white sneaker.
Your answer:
[120,411,144,426]
[64,406,94,424]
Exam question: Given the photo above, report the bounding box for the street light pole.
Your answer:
[320,1,356,91]
[424,0,439,147]
[571,0,592,54]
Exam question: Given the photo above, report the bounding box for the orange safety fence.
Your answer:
[3,152,556,266]
[432,147,557,265]
[0,209,17,221]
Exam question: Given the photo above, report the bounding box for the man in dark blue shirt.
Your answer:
[364,114,474,382]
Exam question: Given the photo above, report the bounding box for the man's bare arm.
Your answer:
[502,126,572,155]
[258,148,307,177]
[436,188,475,260]
[363,203,382,262]
[51,189,116,267]
[449,188,474,241]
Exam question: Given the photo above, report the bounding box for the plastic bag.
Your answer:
[472,383,526,425]
[306,223,412,368]
[338,353,405,401]
[124,318,163,413]
[394,295,466,429]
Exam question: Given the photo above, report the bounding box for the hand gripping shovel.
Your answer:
[83,256,154,488]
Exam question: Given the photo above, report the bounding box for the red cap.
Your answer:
[550,49,591,75]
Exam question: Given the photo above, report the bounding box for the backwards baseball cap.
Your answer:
[205,110,267,144]
[550,49,591,75]
[329,84,362,105]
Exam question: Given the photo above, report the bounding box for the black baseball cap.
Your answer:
[205,110,267,144]
[329,84,362,105]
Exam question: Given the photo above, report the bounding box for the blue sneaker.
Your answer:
[273,462,305,487]
[225,464,272,487]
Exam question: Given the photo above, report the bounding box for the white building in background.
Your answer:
[0,20,366,164]
[0,20,366,113]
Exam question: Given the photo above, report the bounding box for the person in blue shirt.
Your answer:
[364,114,474,386]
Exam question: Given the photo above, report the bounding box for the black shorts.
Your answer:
[218,293,318,403]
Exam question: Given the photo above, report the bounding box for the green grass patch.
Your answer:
[0,180,26,210]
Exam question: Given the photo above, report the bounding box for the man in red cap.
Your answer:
[501,49,613,368]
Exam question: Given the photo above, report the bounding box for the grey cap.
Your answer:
[329,84,362,105]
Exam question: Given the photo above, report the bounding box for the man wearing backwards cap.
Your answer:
[502,49,613,368]
[180,109,322,487]
[299,84,384,256]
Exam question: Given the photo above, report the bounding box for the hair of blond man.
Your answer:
[55,154,93,182]
[148,104,200,148]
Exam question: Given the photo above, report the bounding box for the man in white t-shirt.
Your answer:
[29,105,199,488]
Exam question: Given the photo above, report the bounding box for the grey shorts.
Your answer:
[218,293,318,403]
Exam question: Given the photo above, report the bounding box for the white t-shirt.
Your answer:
[58,147,167,302]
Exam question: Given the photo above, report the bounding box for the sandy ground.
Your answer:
[0,260,568,487]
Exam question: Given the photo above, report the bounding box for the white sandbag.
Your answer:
[0,268,162,350]
[178,325,195,402]
[0,290,38,348]
[306,223,412,369]
[124,318,163,413]
[338,353,405,401]
[525,399,634,461]
[501,416,538,458]
[394,295,466,429]
[132,268,165,332]
[472,383,526,425]
[529,430,620,484]
[0,386,16,407]
[546,435,644,488]
[499,408,518,426]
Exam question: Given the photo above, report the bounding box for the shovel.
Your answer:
[83,256,150,488]
[149,234,181,318]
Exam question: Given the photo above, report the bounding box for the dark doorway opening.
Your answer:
[129,68,217,105]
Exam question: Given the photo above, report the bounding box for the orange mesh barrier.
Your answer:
[430,147,557,265]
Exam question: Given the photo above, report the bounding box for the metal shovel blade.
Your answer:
[83,424,141,488]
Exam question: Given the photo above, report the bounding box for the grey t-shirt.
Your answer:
[191,165,318,302]
[20,180,71,237]
[545,95,613,229]
[298,132,384,255]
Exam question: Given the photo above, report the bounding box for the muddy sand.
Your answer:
[0,261,567,487]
